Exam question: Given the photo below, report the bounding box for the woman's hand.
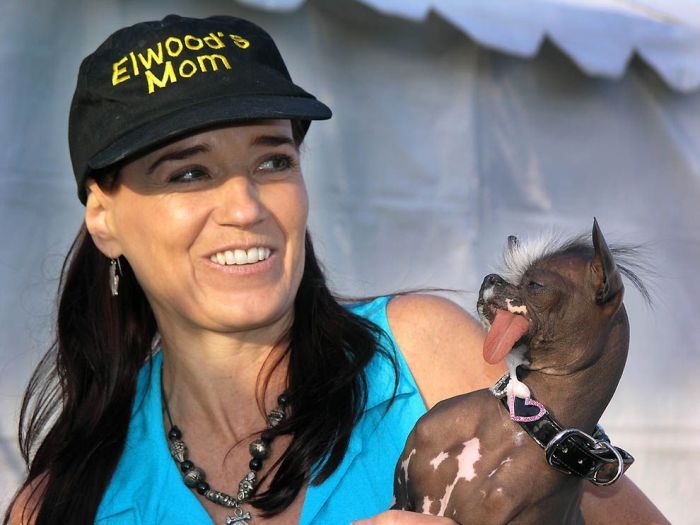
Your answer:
[352,510,459,525]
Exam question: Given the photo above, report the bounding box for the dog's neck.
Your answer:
[516,306,630,434]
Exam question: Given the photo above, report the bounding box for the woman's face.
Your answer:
[95,120,308,335]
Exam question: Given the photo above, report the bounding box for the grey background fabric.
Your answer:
[243,0,700,92]
[1,0,698,523]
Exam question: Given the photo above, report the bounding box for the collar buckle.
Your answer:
[492,375,633,485]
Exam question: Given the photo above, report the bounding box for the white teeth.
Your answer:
[234,249,247,264]
[211,247,272,266]
[246,247,259,263]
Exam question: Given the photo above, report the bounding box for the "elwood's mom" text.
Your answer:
[112,32,250,94]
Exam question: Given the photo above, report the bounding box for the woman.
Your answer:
[6,14,667,525]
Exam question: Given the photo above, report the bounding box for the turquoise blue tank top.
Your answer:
[95,296,428,524]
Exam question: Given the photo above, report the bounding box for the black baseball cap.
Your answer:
[69,14,332,204]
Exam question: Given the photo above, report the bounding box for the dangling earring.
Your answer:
[110,257,123,296]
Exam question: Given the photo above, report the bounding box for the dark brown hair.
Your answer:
[5,120,397,524]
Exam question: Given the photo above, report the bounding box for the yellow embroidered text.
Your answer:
[111,32,251,94]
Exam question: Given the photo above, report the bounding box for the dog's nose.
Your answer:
[483,274,506,287]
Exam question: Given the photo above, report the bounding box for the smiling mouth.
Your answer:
[209,247,272,266]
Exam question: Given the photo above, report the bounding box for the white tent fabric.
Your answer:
[1,0,699,523]
[241,0,700,92]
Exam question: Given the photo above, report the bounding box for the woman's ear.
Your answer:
[84,178,123,258]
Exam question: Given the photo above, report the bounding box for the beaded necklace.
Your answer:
[161,378,289,525]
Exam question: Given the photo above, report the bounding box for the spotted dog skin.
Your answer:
[392,220,642,524]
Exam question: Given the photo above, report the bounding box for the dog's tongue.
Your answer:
[483,310,529,364]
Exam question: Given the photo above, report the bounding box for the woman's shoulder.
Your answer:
[386,293,505,409]
[6,474,48,525]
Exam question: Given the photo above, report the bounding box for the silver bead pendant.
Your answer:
[249,439,269,459]
[168,439,188,463]
[184,466,205,488]
[237,471,256,500]
[205,489,237,508]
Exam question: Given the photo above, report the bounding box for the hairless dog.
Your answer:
[392,219,642,524]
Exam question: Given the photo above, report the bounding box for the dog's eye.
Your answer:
[527,281,544,290]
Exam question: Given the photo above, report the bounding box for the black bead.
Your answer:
[181,460,194,473]
[261,430,274,443]
[249,458,262,471]
[168,426,182,440]
[277,393,289,406]
[196,481,210,495]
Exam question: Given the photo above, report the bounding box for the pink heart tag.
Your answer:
[508,394,547,423]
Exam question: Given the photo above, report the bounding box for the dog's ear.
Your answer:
[507,235,520,251]
[591,218,623,305]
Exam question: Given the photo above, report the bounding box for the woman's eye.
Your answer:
[168,167,208,183]
[257,154,296,172]
[527,281,544,290]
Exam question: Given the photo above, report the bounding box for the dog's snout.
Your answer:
[483,274,505,287]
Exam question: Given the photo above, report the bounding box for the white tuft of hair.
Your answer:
[498,229,563,285]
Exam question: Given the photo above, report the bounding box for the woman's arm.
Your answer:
[356,476,669,525]
[387,293,504,409]
[360,293,495,525]
[386,293,669,524]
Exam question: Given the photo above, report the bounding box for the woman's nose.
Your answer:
[212,175,265,227]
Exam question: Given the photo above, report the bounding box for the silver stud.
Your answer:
[110,258,122,296]
[267,408,285,427]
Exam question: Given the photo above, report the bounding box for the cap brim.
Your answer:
[87,94,332,171]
